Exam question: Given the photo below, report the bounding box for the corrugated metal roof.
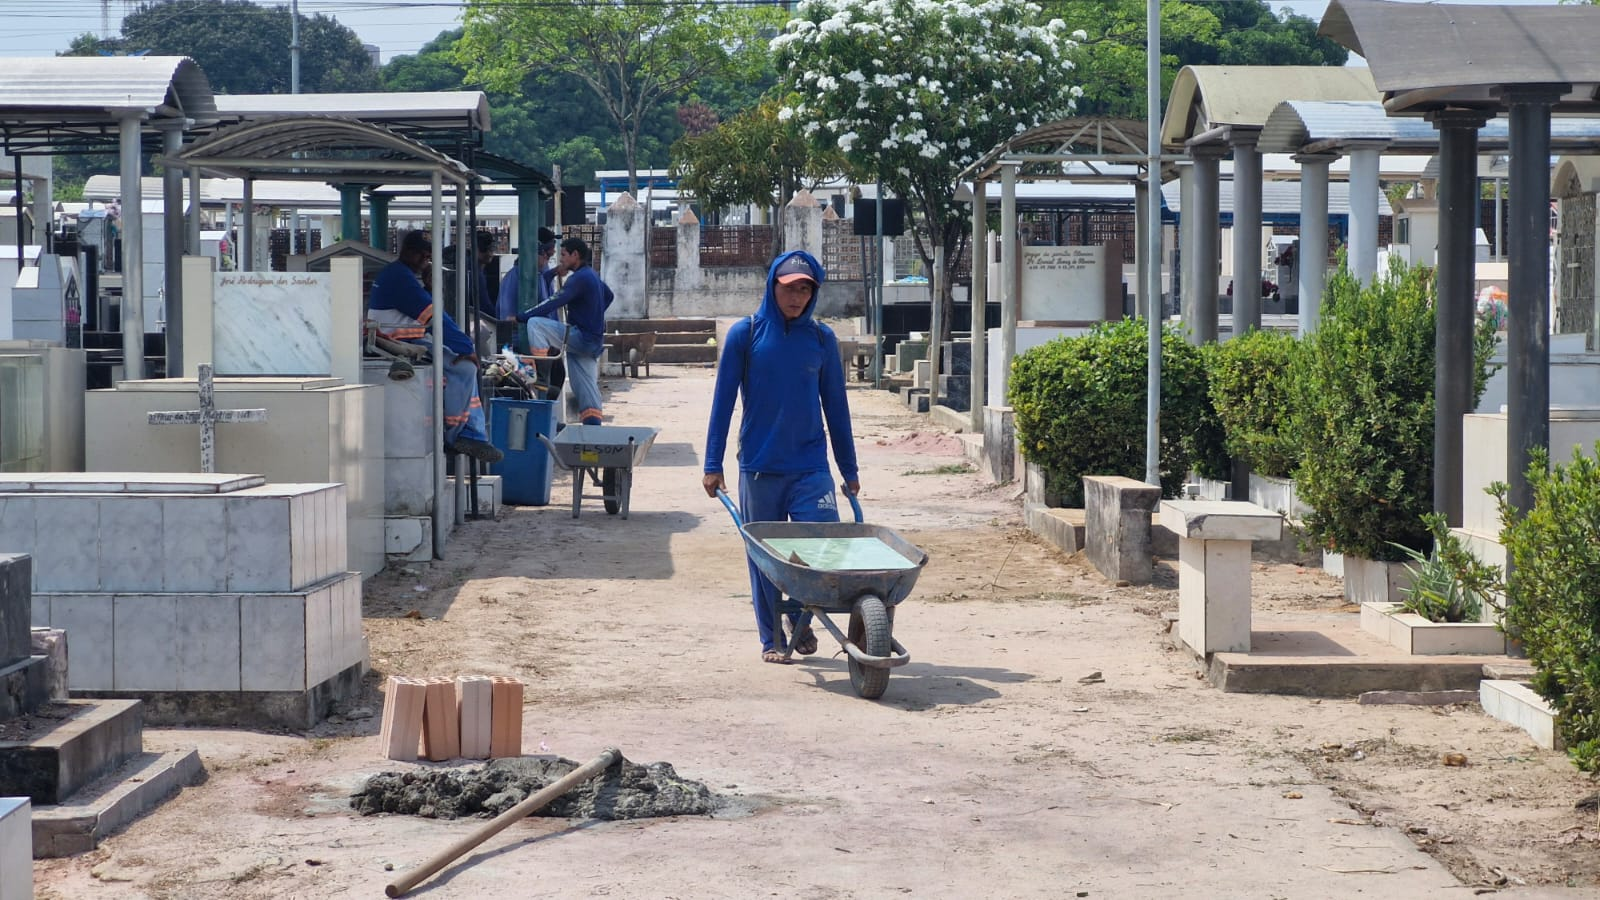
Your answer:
[1261,100,1600,154]
[214,92,490,132]
[169,116,469,184]
[1161,65,1378,147]
[1161,178,1391,218]
[0,56,215,119]
[1321,0,1600,114]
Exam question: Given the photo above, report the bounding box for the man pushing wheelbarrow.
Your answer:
[704,252,926,698]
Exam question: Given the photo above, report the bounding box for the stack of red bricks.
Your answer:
[379,675,525,761]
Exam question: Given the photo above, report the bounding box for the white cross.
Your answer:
[146,364,268,474]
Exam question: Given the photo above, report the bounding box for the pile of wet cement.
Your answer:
[350,755,718,821]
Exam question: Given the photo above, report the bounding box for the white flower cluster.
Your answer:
[775,0,1082,174]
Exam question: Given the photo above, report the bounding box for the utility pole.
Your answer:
[290,0,301,94]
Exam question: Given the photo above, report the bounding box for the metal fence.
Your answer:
[649,226,677,268]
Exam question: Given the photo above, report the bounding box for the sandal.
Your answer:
[761,649,792,664]
[793,627,819,656]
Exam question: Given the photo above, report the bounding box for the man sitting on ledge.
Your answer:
[368,229,504,464]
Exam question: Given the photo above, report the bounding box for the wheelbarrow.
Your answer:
[538,424,658,519]
[716,488,927,699]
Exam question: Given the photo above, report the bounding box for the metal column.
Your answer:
[969,178,987,426]
[999,162,1019,404]
[1347,144,1383,284]
[1230,129,1263,336]
[1505,86,1563,514]
[1296,153,1334,334]
[1188,144,1224,344]
[1430,110,1488,525]
[162,124,185,376]
[118,113,145,380]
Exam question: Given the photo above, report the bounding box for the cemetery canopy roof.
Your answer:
[162,116,470,186]
[1260,100,1600,154]
[0,56,216,155]
[1160,177,1390,219]
[211,92,489,156]
[1160,65,1378,148]
[958,117,1180,185]
[1320,0,1600,114]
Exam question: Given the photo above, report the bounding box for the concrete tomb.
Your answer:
[0,797,28,899]
[0,341,86,474]
[0,472,366,729]
[1083,475,1162,585]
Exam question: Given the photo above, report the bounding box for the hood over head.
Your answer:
[760,250,825,324]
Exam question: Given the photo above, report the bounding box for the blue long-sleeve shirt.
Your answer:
[367,259,474,358]
[519,264,612,354]
[703,250,857,482]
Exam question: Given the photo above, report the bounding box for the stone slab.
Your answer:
[1159,500,1283,542]
[30,748,203,858]
[0,473,265,494]
[0,657,49,722]
[1181,610,1520,697]
[28,630,66,702]
[1343,555,1413,605]
[981,406,1016,484]
[1358,689,1480,706]
[0,699,142,804]
[82,657,367,731]
[1480,679,1562,751]
[0,796,29,898]
[1177,537,1252,655]
[1023,502,1082,554]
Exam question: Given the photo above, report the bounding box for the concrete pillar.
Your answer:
[369,193,390,252]
[1178,161,1196,330]
[340,184,364,242]
[676,206,702,291]
[970,178,988,430]
[783,189,824,260]
[1429,110,1489,526]
[601,192,647,319]
[1188,144,1225,344]
[1505,86,1562,514]
[1229,129,1263,336]
[1348,144,1383,284]
[161,124,185,376]
[1296,153,1335,334]
[118,113,145,378]
[999,162,1019,405]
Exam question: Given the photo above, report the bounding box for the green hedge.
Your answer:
[1497,446,1600,773]
[1009,318,1223,507]
[1204,330,1301,479]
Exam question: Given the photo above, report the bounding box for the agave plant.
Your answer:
[1391,514,1496,623]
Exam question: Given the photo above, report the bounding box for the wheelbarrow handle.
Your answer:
[844,485,864,524]
[715,488,744,528]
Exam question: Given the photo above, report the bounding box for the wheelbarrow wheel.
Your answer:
[848,595,892,699]
[603,467,620,515]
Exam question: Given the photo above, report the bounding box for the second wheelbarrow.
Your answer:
[538,424,659,518]
[717,488,928,699]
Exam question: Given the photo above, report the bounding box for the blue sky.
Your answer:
[0,0,1563,65]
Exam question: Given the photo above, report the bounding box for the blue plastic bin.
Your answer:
[489,398,557,505]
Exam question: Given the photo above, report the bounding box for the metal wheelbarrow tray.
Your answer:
[538,424,658,519]
[720,491,928,699]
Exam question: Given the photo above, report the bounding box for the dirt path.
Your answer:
[33,366,1600,899]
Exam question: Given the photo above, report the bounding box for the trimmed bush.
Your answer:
[1287,261,1496,561]
[1009,318,1222,507]
[1495,445,1600,773]
[1204,330,1301,479]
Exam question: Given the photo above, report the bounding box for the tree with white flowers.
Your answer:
[774,0,1084,341]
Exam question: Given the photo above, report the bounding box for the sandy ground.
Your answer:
[31,366,1600,899]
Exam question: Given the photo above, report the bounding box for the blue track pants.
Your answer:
[739,469,840,652]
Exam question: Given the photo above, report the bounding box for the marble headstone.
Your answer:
[213,272,334,376]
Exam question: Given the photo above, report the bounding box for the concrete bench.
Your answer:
[1159,500,1283,654]
[1083,475,1163,584]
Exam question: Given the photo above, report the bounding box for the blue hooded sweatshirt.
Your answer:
[704,250,858,482]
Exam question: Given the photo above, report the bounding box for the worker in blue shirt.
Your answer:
[701,251,860,664]
[368,229,503,463]
[517,237,613,425]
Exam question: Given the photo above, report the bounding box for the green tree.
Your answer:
[671,98,848,222]
[65,0,380,94]
[776,0,1082,343]
[1044,0,1346,118]
[457,0,782,194]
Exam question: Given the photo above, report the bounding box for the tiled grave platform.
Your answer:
[1173,609,1519,697]
[0,473,366,728]
[84,376,384,579]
